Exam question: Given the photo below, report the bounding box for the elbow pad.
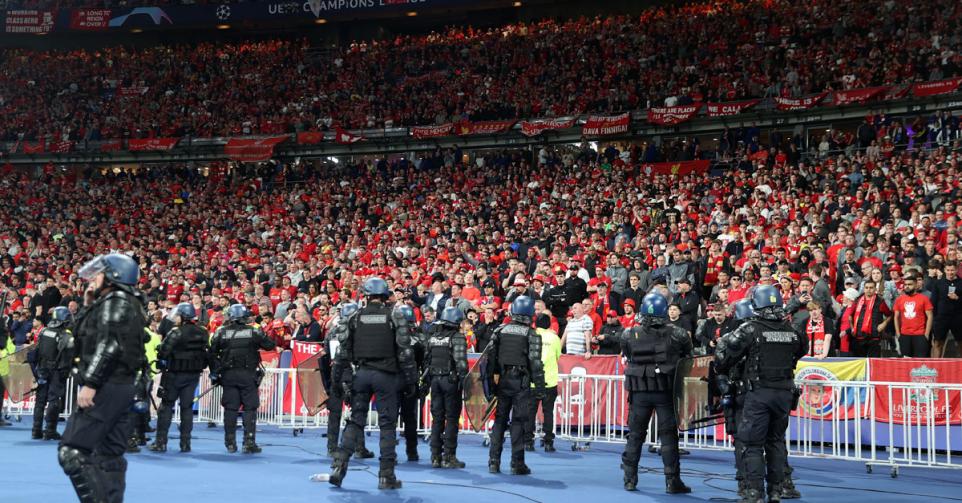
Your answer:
[82,338,121,389]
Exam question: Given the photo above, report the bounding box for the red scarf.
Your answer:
[806,316,826,356]
[854,295,876,336]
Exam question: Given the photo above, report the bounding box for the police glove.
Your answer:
[418,380,431,400]
[209,372,222,387]
[533,386,546,400]
[156,359,169,371]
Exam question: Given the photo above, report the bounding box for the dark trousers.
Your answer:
[60,381,136,503]
[489,373,531,465]
[733,394,746,482]
[429,376,463,457]
[399,391,419,455]
[525,385,558,443]
[156,372,201,442]
[327,387,369,453]
[338,367,400,474]
[622,390,680,478]
[851,337,882,357]
[737,387,792,493]
[933,317,962,343]
[34,369,67,434]
[899,335,931,358]
[220,369,259,437]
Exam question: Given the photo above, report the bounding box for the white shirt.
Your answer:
[564,316,593,355]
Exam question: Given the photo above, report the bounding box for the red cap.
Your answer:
[623,299,636,309]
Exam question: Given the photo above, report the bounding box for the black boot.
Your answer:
[242,432,262,454]
[780,477,801,499]
[355,446,375,459]
[623,463,638,491]
[510,461,531,475]
[544,439,556,453]
[488,458,500,474]
[32,426,43,440]
[326,447,337,458]
[442,454,466,469]
[43,430,62,441]
[329,456,348,488]
[180,438,191,453]
[225,432,237,453]
[665,474,692,494]
[431,453,443,468]
[126,437,141,453]
[737,480,748,499]
[739,488,765,503]
[524,441,535,452]
[378,465,402,490]
[148,438,167,453]
[407,447,420,462]
[767,483,782,503]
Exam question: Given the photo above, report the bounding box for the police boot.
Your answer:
[32,426,43,440]
[524,440,535,452]
[442,453,466,469]
[225,432,237,453]
[126,437,141,453]
[378,464,402,490]
[510,461,532,475]
[431,450,443,468]
[544,439,556,453]
[665,474,692,494]
[355,446,375,459]
[180,438,191,453]
[407,446,420,462]
[739,488,765,503]
[766,483,782,503]
[737,480,748,499]
[488,458,501,474]
[43,430,62,441]
[242,432,262,454]
[148,439,167,453]
[780,477,801,499]
[622,463,638,491]
[329,455,348,488]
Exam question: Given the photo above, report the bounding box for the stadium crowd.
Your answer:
[2,109,962,360]
[2,0,962,142]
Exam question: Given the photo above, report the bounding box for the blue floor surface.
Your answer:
[1,420,960,502]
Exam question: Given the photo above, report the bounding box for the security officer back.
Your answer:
[486,296,545,476]
[58,253,149,503]
[150,303,209,453]
[616,292,693,494]
[33,307,73,440]
[396,303,425,462]
[715,286,807,503]
[209,304,276,454]
[425,307,469,469]
[329,278,419,490]
[323,303,373,459]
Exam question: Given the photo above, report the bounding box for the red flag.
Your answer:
[456,120,515,136]
[296,131,324,145]
[22,140,45,154]
[639,160,711,177]
[334,128,364,145]
[100,140,123,152]
[128,138,179,151]
[224,136,287,162]
[48,140,73,153]
[885,86,911,101]
[774,92,829,111]
[582,113,630,136]
[411,123,454,139]
[833,86,888,105]
[705,99,760,117]
[912,77,962,97]
[647,106,700,126]
[520,118,576,137]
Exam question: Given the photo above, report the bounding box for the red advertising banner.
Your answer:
[885,86,911,101]
[334,127,364,145]
[282,341,324,415]
[22,140,44,154]
[100,140,123,152]
[48,140,73,154]
[639,160,711,177]
[296,131,324,145]
[411,123,454,139]
[774,92,829,111]
[555,355,620,427]
[705,99,760,117]
[582,113,631,136]
[833,86,888,105]
[456,120,516,136]
[870,358,962,425]
[225,136,287,162]
[128,138,179,151]
[520,118,576,137]
[912,77,962,98]
[4,10,55,34]
[70,9,111,31]
[647,106,701,126]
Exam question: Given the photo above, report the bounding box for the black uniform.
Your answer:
[322,316,370,457]
[424,322,468,467]
[58,287,149,503]
[486,318,545,474]
[153,322,209,451]
[32,324,72,438]
[715,309,807,502]
[398,317,426,461]
[209,321,276,452]
[330,301,419,488]
[615,317,693,491]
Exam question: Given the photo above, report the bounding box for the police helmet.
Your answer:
[396,304,416,322]
[226,304,250,322]
[48,306,71,328]
[362,277,390,298]
[339,302,360,318]
[640,292,669,318]
[733,299,756,321]
[78,253,140,286]
[510,296,535,318]
[175,302,197,321]
[439,307,464,326]
[751,285,783,310]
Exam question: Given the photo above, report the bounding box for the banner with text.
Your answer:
[411,123,454,139]
[647,105,700,126]
[705,99,760,117]
[225,136,287,162]
[870,358,962,425]
[520,118,576,136]
[833,86,888,106]
[128,137,179,151]
[456,120,516,136]
[639,159,711,177]
[282,341,324,415]
[912,77,962,98]
[582,113,630,136]
[296,131,324,145]
[69,9,111,30]
[4,10,54,33]
[774,92,829,111]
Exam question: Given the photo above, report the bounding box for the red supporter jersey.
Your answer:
[893,294,932,336]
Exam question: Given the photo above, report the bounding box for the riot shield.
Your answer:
[462,347,497,433]
[1,343,38,402]
[673,355,724,431]
[295,350,329,416]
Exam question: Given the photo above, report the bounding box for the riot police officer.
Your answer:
[396,303,424,462]
[329,277,419,490]
[716,298,755,498]
[715,285,807,503]
[323,302,374,459]
[424,306,469,469]
[32,306,73,440]
[209,304,276,454]
[59,253,149,503]
[617,292,693,494]
[486,296,545,476]
[149,302,209,453]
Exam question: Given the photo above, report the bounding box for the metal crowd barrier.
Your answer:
[5,369,959,475]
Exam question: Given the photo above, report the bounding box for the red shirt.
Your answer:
[893,293,932,336]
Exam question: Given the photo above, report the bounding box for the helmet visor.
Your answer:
[77,255,107,281]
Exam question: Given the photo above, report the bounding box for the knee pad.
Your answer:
[58,445,90,474]
[99,456,127,473]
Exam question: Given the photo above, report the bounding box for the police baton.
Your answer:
[193,384,218,403]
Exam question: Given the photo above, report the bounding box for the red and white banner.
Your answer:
[885,86,911,101]
[647,106,700,126]
[833,86,888,105]
[69,9,111,31]
[705,99,760,117]
[912,77,962,98]
[520,118,576,137]
[456,120,515,136]
[282,341,325,414]
[774,92,829,111]
[48,141,73,154]
[334,127,364,145]
[870,358,962,425]
[22,140,44,154]
[116,86,149,97]
[582,113,631,136]
[411,123,454,139]
[100,140,123,152]
[128,138,179,151]
[4,10,54,34]
[639,160,711,177]
[555,355,620,427]
[296,131,324,145]
[225,136,287,162]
